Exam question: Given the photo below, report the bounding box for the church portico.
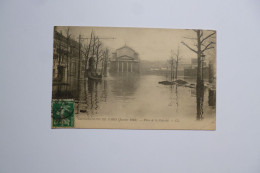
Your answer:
[110,45,140,73]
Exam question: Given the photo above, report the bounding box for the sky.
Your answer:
[55,26,216,64]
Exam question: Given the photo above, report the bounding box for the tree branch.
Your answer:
[202,42,215,53]
[201,32,216,43]
[181,41,198,54]
[200,30,203,38]
[203,47,215,52]
[183,36,197,40]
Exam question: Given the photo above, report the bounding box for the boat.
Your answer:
[189,84,196,88]
[88,71,102,81]
[175,79,188,85]
[158,81,174,85]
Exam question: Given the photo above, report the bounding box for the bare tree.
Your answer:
[181,30,216,86]
[167,53,175,81]
[101,48,109,76]
[172,46,181,80]
[94,37,103,73]
[91,32,97,58]
[82,31,93,72]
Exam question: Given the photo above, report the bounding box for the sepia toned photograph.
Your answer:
[52,26,216,130]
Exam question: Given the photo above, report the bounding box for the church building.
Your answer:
[110,45,140,73]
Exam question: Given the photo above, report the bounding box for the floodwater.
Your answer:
[75,73,216,122]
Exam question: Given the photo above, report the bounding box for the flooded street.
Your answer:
[75,74,216,122]
[51,27,217,129]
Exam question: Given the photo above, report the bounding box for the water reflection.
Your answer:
[196,85,204,120]
[175,85,179,112]
[76,73,141,116]
[110,73,140,99]
[195,84,216,120]
[87,80,100,115]
[101,80,108,102]
[168,85,173,106]
[208,89,216,107]
[168,85,179,112]
[53,74,216,121]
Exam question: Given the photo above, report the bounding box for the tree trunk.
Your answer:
[171,62,173,81]
[197,30,203,87]
[208,63,213,83]
[95,56,98,73]
[175,61,178,80]
[104,51,108,76]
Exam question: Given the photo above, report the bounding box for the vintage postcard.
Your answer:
[51,26,216,130]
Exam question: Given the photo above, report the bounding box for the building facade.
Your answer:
[53,30,84,98]
[110,45,140,73]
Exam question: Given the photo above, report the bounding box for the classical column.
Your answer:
[126,62,128,72]
[131,62,133,72]
[122,62,124,72]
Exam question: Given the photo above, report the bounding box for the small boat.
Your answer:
[189,84,196,88]
[80,109,87,113]
[158,81,174,85]
[175,79,188,85]
[88,71,102,81]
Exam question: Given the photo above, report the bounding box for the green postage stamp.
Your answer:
[52,99,74,128]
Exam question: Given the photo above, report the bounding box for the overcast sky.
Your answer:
[56,26,216,64]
